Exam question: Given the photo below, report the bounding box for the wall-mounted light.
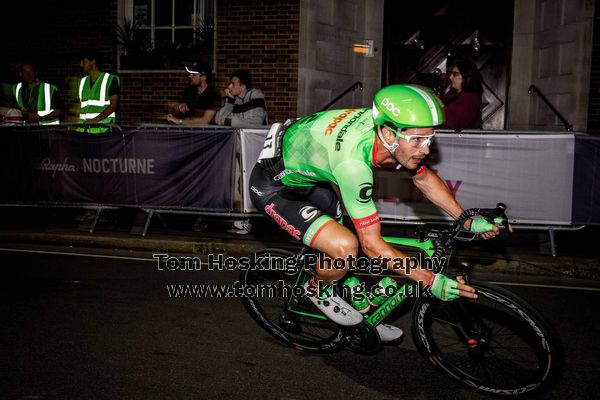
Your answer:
[353,39,375,57]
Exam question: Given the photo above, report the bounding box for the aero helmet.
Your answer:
[372,84,444,129]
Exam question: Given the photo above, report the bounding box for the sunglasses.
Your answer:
[386,125,436,148]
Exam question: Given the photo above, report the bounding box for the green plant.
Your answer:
[117,18,152,56]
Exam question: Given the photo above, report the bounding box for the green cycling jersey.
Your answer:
[279,108,380,229]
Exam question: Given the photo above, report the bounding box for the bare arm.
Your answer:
[356,222,433,283]
[22,108,63,123]
[183,109,216,125]
[412,166,463,218]
[412,166,505,237]
[356,221,477,298]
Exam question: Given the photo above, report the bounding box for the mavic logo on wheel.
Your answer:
[299,206,318,222]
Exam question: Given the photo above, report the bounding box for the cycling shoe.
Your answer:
[303,280,363,326]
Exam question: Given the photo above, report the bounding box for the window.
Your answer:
[118,0,215,70]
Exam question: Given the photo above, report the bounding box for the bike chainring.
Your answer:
[343,324,382,355]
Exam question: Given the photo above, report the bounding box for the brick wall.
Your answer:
[215,0,300,123]
[587,6,600,134]
[119,72,190,126]
[2,0,300,128]
[3,0,119,122]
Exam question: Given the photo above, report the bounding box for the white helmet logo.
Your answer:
[300,206,318,222]
[381,98,400,116]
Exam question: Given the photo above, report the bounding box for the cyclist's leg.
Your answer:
[302,184,354,284]
[250,163,357,276]
[249,163,362,325]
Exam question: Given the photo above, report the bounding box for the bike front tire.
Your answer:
[412,280,560,397]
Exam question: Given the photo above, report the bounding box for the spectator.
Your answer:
[166,61,220,125]
[215,69,267,127]
[77,50,120,133]
[440,59,483,132]
[13,62,64,125]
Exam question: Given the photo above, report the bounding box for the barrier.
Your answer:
[1,124,599,247]
[0,124,236,210]
[238,128,600,227]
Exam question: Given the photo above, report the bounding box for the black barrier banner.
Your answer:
[572,134,600,225]
[0,125,236,211]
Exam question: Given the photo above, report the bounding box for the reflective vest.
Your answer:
[13,82,60,125]
[78,72,119,134]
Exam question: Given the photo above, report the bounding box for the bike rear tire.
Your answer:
[240,248,346,353]
[412,280,560,397]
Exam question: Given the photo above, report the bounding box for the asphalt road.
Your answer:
[1,245,599,400]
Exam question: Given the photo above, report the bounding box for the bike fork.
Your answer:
[448,301,491,352]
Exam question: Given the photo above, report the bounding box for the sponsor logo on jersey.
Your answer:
[299,206,318,222]
[250,186,264,197]
[324,109,357,136]
[358,182,373,204]
[335,109,367,151]
[265,203,301,240]
[381,97,400,116]
[273,168,317,182]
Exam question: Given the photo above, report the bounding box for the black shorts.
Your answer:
[249,160,342,245]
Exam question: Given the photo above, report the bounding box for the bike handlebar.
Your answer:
[454,202,509,232]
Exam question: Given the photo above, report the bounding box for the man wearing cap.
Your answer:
[166,61,221,125]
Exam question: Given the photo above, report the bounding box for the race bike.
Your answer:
[240,204,560,397]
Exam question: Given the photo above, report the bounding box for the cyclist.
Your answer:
[249,84,501,342]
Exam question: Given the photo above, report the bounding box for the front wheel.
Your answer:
[240,248,346,353]
[412,280,560,397]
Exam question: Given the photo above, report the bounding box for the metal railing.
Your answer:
[319,81,363,112]
[528,85,573,131]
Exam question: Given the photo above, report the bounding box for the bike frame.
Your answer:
[284,235,443,327]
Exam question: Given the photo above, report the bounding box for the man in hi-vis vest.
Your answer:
[77,50,120,133]
[13,62,64,125]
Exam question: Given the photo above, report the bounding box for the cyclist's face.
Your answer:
[394,127,433,169]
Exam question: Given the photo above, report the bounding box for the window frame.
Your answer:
[118,0,216,72]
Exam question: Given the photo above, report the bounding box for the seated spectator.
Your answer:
[166,61,221,125]
[13,62,64,125]
[215,70,267,127]
[440,59,483,132]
